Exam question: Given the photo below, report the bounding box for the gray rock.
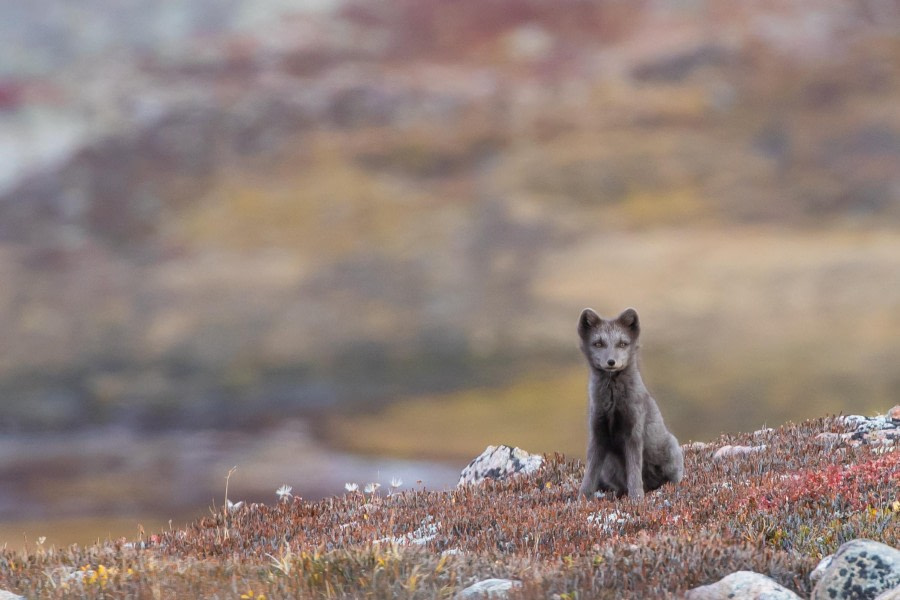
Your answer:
[374,516,439,546]
[456,578,522,598]
[810,554,834,587]
[458,445,543,486]
[587,509,632,532]
[841,415,895,432]
[837,413,900,447]
[816,432,845,444]
[889,405,900,421]
[712,444,767,461]
[684,571,801,599]
[812,539,900,600]
[752,427,775,438]
[684,441,711,451]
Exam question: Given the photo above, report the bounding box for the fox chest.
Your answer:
[590,385,638,450]
[592,410,638,450]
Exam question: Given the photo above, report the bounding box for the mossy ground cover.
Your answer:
[1,417,897,598]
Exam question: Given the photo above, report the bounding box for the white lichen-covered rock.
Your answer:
[809,554,834,587]
[587,509,632,533]
[713,444,767,461]
[812,539,900,600]
[752,427,775,438]
[684,441,711,451]
[0,591,24,600]
[816,432,845,444]
[375,516,439,546]
[842,413,899,432]
[458,445,543,486]
[684,571,801,599]
[833,411,900,447]
[456,578,522,598]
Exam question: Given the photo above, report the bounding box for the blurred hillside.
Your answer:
[2,0,900,443]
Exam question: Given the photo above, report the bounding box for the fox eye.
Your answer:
[617,341,629,348]
[593,340,605,348]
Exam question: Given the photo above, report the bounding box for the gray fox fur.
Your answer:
[577,307,683,500]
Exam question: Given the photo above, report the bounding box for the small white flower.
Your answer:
[276,484,293,501]
[390,477,403,489]
[364,482,381,494]
[37,536,46,545]
[345,482,359,493]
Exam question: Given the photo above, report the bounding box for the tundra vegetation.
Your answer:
[0,416,896,598]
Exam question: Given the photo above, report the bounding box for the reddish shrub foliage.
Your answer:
[0,417,897,598]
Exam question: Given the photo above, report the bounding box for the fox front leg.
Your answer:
[580,436,605,498]
[624,433,645,500]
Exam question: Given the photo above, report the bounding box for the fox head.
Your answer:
[578,307,640,373]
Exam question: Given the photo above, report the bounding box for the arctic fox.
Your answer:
[577,308,683,500]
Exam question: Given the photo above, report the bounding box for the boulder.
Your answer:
[812,539,900,600]
[889,405,900,422]
[713,445,766,461]
[809,554,834,587]
[684,441,711,451]
[837,413,900,446]
[456,578,522,598]
[458,445,543,486]
[684,571,801,599]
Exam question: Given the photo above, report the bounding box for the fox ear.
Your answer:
[578,308,602,339]
[616,308,640,336]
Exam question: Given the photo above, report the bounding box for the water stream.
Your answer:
[0,419,462,550]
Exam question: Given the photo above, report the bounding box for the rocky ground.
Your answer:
[0,408,896,598]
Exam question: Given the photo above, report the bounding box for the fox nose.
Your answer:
[606,359,616,367]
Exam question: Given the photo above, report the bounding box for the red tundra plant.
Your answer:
[742,451,900,513]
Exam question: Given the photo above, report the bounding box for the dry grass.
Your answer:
[0,417,896,598]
